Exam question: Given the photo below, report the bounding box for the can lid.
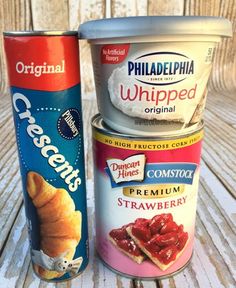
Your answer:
[91,114,204,140]
[79,16,232,40]
[3,31,78,36]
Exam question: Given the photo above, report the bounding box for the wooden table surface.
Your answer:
[0,91,235,288]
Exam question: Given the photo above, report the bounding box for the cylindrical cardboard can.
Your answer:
[92,114,203,279]
[4,31,89,282]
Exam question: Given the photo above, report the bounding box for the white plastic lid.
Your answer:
[79,16,232,40]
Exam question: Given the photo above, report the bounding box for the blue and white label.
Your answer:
[11,84,88,281]
[128,52,194,86]
[106,162,198,188]
[106,41,216,124]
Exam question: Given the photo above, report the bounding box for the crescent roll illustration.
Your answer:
[27,171,82,279]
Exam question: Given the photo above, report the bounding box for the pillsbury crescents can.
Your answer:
[4,31,89,282]
[92,114,203,279]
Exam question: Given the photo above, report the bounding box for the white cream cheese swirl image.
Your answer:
[108,64,211,125]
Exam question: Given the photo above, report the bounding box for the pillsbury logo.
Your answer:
[128,52,194,85]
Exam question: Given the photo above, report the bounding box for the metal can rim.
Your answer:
[91,113,204,140]
[3,31,78,36]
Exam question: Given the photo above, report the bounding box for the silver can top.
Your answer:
[91,114,204,140]
[3,31,78,37]
[79,16,232,40]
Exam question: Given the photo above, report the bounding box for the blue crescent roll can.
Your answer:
[4,31,89,282]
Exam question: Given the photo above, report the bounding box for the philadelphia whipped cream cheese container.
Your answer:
[79,16,232,136]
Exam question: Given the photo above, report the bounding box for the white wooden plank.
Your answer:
[202,144,236,199]
[40,281,55,288]
[205,110,236,143]
[0,191,22,251]
[91,235,126,288]
[69,0,105,29]
[0,116,14,143]
[82,99,98,180]
[184,0,236,92]
[30,0,69,30]
[134,279,158,287]
[207,93,236,127]
[69,0,106,97]
[200,160,235,231]
[117,276,135,288]
[148,0,184,15]
[41,282,56,288]
[0,163,21,211]
[0,135,17,167]
[191,238,220,288]
[197,188,236,279]
[0,107,12,127]
[202,111,236,198]
[193,216,236,288]
[161,271,199,288]
[4,227,29,279]
[111,0,148,17]
[174,268,199,288]
[68,0,80,30]
[55,281,71,288]
[136,0,148,15]
[15,253,31,288]
[23,264,41,288]
[0,207,29,288]
[70,183,95,288]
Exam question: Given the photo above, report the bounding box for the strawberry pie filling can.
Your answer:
[92,114,203,279]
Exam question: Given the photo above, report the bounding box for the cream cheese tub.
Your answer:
[92,114,203,279]
[79,16,232,135]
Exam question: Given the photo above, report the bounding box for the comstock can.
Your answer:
[92,114,203,279]
[4,31,89,282]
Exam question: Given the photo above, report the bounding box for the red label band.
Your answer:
[4,36,80,91]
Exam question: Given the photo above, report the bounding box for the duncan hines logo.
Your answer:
[106,159,198,189]
[128,52,194,85]
[15,60,65,77]
[106,154,146,184]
